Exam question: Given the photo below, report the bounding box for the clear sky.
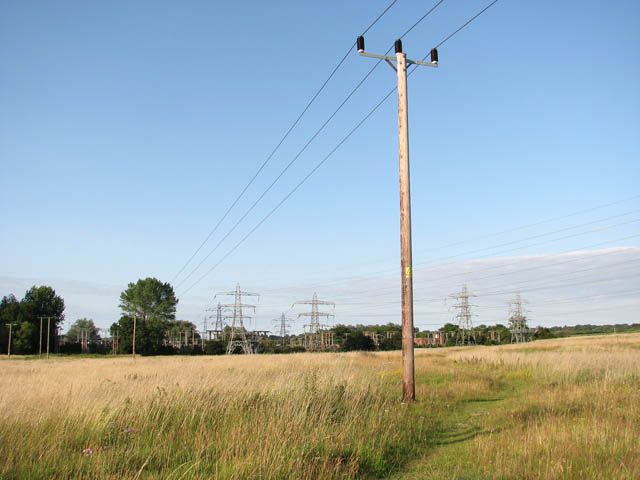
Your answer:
[1,0,639,334]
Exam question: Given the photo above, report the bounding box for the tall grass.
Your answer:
[1,334,639,479]
[402,334,640,479]
[0,353,436,479]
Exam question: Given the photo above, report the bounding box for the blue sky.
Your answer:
[1,0,638,333]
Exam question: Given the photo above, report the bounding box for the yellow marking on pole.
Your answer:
[405,266,411,278]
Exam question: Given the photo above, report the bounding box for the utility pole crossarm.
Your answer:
[356,36,439,68]
[358,51,438,68]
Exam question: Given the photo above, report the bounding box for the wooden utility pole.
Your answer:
[396,44,415,402]
[357,36,438,402]
[112,329,117,354]
[39,317,43,357]
[46,317,51,359]
[6,323,15,357]
[132,316,137,359]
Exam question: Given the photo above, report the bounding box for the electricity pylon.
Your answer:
[509,293,531,343]
[292,293,334,334]
[217,284,259,354]
[450,284,477,345]
[272,313,293,344]
[205,302,227,340]
[202,313,208,338]
[214,302,225,338]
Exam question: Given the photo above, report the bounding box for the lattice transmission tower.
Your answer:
[272,313,293,344]
[450,284,477,345]
[214,302,225,339]
[216,284,259,354]
[205,302,227,340]
[509,293,531,343]
[292,292,334,333]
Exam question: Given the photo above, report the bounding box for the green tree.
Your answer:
[0,295,21,353]
[534,327,554,340]
[117,278,178,355]
[204,340,225,355]
[16,286,65,354]
[332,324,356,344]
[379,333,402,351]
[343,331,375,351]
[440,323,459,347]
[13,322,35,354]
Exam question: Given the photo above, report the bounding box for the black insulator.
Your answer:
[357,36,365,53]
[394,39,403,54]
[430,48,439,64]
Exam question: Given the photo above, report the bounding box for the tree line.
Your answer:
[0,286,65,354]
[3,277,636,356]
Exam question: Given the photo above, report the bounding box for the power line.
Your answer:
[251,0,526,291]
[177,2,452,295]
[326,264,640,324]
[267,193,640,286]
[344,221,640,302]
[258,196,640,294]
[259,212,640,302]
[332,240,640,312]
[259,236,640,321]
[170,0,400,285]
[472,257,640,295]
[177,0,512,308]
[399,0,445,40]
[435,0,499,49]
[179,86,399,297]
[527,288,640,307]
[412,195,640,258]
[357,243,640,310]
[412,245,640,297]
[175,59,386,290]
[237,242,640,323]
[533,302,640,320]
[233,2,504,294]
[477,271,640,298]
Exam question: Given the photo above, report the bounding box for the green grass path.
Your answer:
[388,363,531,480]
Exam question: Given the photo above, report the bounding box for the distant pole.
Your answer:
[46,317,51,359]
[132,316,137,359]
[6,323,15,357]
[39,317,43,358]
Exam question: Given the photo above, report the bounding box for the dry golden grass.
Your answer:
[0,352,433,479]
[1,333,638,479]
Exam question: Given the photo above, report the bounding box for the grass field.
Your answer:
[1,333,638,479]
